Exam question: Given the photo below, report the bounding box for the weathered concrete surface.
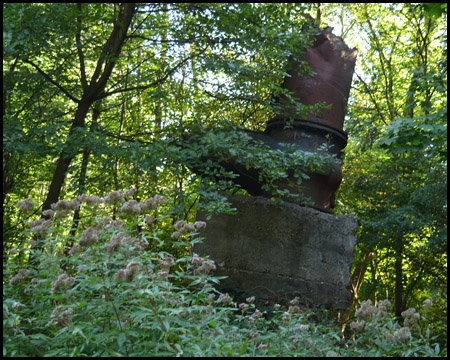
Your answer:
[195,195,358,310]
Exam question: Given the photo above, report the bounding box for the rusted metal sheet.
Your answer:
[275,27,358,132]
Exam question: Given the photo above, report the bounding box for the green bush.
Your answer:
[3,190,446,356]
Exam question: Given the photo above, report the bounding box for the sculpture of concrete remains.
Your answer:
[194,25,359,310]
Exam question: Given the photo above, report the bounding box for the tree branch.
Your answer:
[363,6,396,121]
[76,3,88,92]
[23,59,80,103]
[355,72,388,126]
[87,3,136,99]
[96,46,206,100]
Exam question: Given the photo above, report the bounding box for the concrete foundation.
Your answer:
[194,195,358,310]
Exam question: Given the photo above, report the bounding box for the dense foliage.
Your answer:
[3,191,443,356]
[321,2,447,325]
[3,3,447,356]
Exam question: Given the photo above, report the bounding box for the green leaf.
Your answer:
[72,326,87,340]
[434,343,440,355]
[239,339,248,356]
[117,332,127,348]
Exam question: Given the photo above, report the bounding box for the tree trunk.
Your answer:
[42,100,92,212]
[341,251,374,329]
[154,3,169,130]
[28,4,135,266]
[66,103,101,251]
[3,57,20,207]
[394,245,404,318]
[41,3,135,213]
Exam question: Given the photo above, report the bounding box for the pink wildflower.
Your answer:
[16,198,36,213]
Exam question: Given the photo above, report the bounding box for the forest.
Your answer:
[3,3,447,357]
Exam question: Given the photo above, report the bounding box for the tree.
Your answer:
[320,3,447,317]
[4,3,322,259]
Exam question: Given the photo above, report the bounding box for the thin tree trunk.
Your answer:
[42,100,92,212]
[341,252,374,329]
[67,103,101,251]
[3,57,20,207]
[394,245,404,318]
[154,3,169,130]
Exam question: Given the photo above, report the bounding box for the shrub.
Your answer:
[3,190,446,356]
[347,299,444,356]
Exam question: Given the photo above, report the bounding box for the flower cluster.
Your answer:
[141,195,166,210]
[158,256,175,271]
[156,270,169,280]
[94,216,112,230]
[218,293,232,305]
[102,193,167,216]
[171,221,206,239]
[78,227,99,247]
[239,303,249,311]
[104,220,125,230]
[294,323,310,332]
[238,296,255,313]
[423,298,433,309]
[51,199,80,211]
[106,232,147,257]
[10,269,28,285]
[355,299,391,321]
[51,273,75,294]
[105,232,125,256]
[248,309,263,323]
[401,307,420,327]
[349,299,433,345]
[393,327,412,341]
[350,299,391,332]
[78,194,104,205]
[16,198,36,213]
[48,305,74,327]
[122,194,166,213]
[125,186,136,197]
[104,191,124,203]
[282,311,292,322]
[349,319,366,332]
[114,262,141,282]
[144,215,154,225]
[121,200,141,215]
[42,209,55,217]
[190,253,216,275]
[288,296,301,314]
[50,199,80,218]
[383,326,412,342]
[28,218,53,235]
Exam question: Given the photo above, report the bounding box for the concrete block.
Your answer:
[195,195,358,309]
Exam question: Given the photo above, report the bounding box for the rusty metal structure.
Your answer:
[261,26,358,211]
[190,26,357,212]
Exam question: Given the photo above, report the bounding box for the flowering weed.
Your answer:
[3,190,446,356]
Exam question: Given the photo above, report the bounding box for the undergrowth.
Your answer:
[3,189,446,356]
